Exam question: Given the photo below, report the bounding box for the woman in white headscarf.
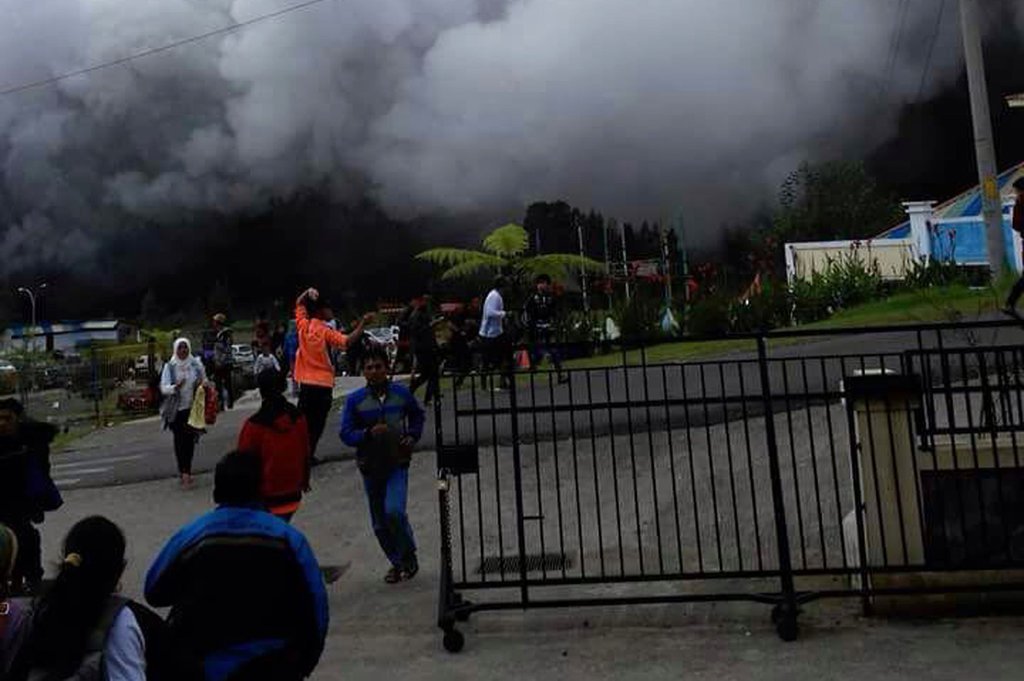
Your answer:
[160,338,208,487]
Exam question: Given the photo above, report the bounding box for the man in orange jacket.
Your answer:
[294,288,366,463]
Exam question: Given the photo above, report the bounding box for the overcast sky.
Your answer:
[0,0,1017,273]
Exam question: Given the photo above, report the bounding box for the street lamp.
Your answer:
[16,283,47,349]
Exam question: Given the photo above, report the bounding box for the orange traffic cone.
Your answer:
[515,348,531,370]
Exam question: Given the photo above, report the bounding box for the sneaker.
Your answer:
[400,560,419,581]
[384,566,403,584]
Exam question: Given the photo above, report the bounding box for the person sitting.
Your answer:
[8,516,197,681]
[237,369,311,522]
[0,523,30,676]
[145,452,329,681]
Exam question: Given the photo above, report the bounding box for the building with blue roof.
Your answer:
[786,161,1023,281]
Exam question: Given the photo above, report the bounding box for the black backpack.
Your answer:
[16,597,202,681]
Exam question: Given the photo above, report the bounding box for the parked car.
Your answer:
[0,359,17,394]
[232,344,255,370]
[134,354,164,375]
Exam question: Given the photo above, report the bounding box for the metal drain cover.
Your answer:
[477,553,571,575]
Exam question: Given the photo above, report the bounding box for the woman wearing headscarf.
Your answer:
[160,338,208,488]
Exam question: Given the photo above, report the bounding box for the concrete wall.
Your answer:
[785,239,915,283]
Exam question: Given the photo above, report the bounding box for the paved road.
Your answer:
[53,377,367,489]
[51,320,1024,489]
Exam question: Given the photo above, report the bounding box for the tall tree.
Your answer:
[417,223,603,293]
[772,160,903,243]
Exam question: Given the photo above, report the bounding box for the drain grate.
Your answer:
[477,552,571,575]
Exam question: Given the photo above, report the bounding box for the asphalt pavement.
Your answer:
[50,319,1024,490]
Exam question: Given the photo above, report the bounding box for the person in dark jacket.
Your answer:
[523,274,567,382]
[237,369,311,521]
[340,345,425,583]
[0,398,59,595]
[1003,177,1024,317]
[145,452,329,681]
[407,297,440,406]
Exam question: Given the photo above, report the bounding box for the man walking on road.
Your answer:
[340,346,425,583]
[479,276,513,391]
[295,287,366,464]
[211,313,235,411]
[1003,177,1024,318]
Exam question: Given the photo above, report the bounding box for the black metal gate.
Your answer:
[433,320,1024,652]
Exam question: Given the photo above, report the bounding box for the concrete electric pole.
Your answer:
[959,0,1006,279]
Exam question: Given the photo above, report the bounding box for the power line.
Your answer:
[880,0,912,101]
[0,0,336,97]
[916,0,947,102]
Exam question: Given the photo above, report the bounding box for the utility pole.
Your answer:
[602,217,612,310]
[619,220,632,303]
[959,0,1006,278]
[575,212,590,313]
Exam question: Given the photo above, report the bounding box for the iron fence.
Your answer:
[432,319,1024,651]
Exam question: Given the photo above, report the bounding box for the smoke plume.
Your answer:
[0,0,1010,278]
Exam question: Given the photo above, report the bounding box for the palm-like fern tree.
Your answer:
[417,223,603,287]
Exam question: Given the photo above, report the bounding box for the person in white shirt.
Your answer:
[6,516,173,681]
[478,276,513,390]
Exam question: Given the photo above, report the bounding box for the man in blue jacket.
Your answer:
[145,452,329,681]
[340,345,425,584]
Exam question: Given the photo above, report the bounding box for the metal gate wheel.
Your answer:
[443,629,465,653]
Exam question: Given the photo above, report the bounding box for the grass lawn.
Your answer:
[563,283,1009,369]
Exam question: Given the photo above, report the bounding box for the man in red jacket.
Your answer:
[238,368,310,521]
[294,287,367,464]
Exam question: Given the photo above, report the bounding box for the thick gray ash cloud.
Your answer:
[0,0,999,275]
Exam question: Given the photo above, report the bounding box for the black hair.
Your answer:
[214,451,263,507]
[0,397,24,416]
[303,296,329,317]
[363,343,390,367]
[20,516,126,676]
[1014,177,1024,191]
[535,273,552,285]
[493,275,506,289]
[257,368,286,400]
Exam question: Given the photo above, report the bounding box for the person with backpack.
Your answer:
[211,314,235,412]
[160,338,209,488]
[145,452,329,681]
[0,398,60,595]
[340,345,425,584]
[7,515,200,681]
[237,369,310,522]
[1,523,31,676]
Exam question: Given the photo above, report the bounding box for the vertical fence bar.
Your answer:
[680,363,705,571]
[641,345,665,574]
[660,365,685,573]
[737,361,764,571]
[756,337,797,631]
[698,364,724,569]
[586,370,606,577]
[508,364,530,604]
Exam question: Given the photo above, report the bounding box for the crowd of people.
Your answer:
[0,278,571,680]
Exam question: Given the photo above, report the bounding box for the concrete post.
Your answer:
[902,201,936,264]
